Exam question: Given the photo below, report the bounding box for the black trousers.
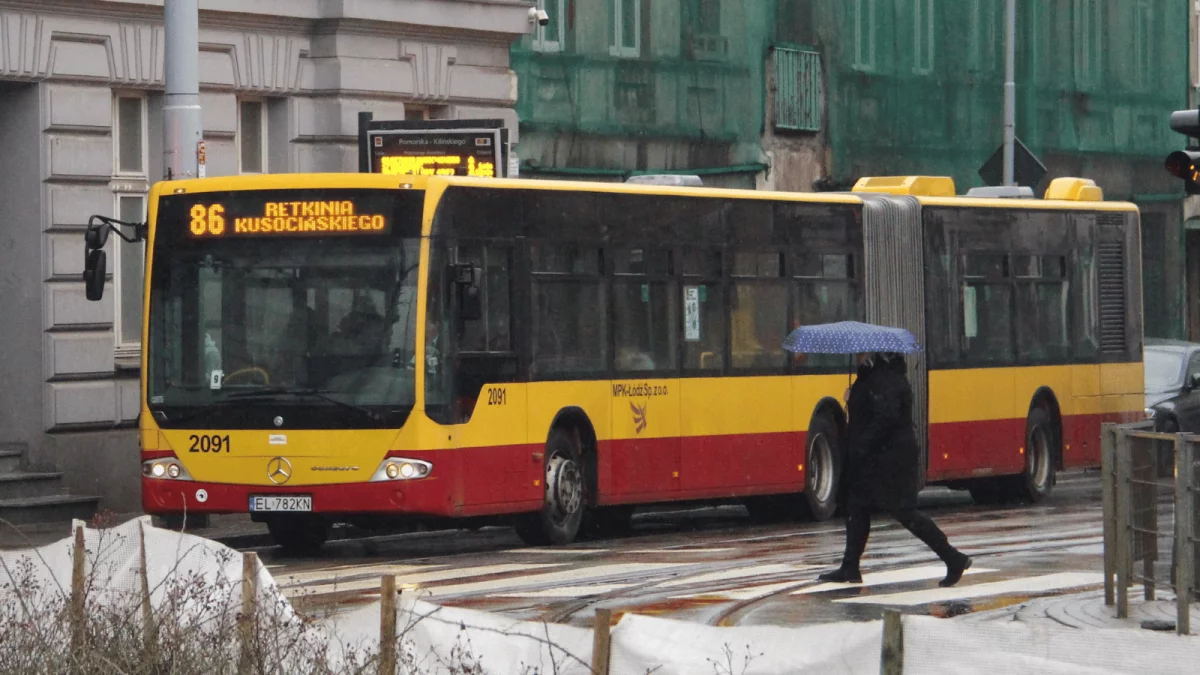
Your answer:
[841,498,960,568]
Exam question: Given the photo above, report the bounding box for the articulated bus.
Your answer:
[82,172,1144,551]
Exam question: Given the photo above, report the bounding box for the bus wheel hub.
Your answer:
[547,456,583,516]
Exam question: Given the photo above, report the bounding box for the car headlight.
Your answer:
[142,458,193,481]
[370,457,432,482]
[1145,408,1157,420]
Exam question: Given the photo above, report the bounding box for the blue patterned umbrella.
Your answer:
[782,321,922,355]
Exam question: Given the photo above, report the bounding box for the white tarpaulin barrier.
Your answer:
[902,614,1200,675]
[325,594,594,674]
[4,519,1200,674]
[608,613,883,675]
[0,516,280,620]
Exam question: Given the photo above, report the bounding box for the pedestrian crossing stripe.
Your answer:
[834,571,1105,606]
[792,564,996,595]
[419,562,686,598]
[273,555,1102,616]
[281,563,562,598]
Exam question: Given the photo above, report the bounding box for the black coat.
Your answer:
[845,356,921,511]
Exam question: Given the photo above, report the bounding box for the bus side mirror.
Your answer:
[85,224,110,250]
[459,284,482,322]
[451,263,482,322]
[84,249,107,301]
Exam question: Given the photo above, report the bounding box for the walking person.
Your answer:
[818,351,972,586]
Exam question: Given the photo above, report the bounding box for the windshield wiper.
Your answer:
[226,387,382,422]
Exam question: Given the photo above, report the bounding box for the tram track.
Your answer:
[528,521,1106,627]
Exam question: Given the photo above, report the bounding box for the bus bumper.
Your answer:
[141,476,456,517]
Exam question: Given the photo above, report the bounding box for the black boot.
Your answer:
[817,565,863,583]
[939,552,972,587]
[893,509,971,587]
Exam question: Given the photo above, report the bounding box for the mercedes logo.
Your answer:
[266,457,292,485]
[273,416,284,427]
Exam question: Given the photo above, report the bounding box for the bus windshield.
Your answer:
[146,188,424,429]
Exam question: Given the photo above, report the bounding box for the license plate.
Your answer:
[249,495,312,512]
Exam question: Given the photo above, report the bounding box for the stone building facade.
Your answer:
[0,0,530,516]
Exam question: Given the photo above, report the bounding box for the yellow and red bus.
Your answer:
[82,172,1144,551]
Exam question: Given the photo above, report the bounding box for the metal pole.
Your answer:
[357,111,373,173]
[1177,435,1194,636]
[1101,423,1117,605]
[1003,0,1016,186]
[1116,430,1132,618]
[163,0,204,180]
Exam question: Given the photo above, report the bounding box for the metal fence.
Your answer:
[1102,423,1199,634]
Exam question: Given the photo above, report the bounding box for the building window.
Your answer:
[114,194,146,353]
[610,0,640,58]
[682,0,726,59]
[532,0,566,53]
[113,93,149,361]
[774,47,822,132]
[1075,0,1101,86]
[913,0,934,73]
[969,0,997,73]
[853,0,876,70]
[238,99,266,174]
[1133,1,1153,87]
[114,95,146,175]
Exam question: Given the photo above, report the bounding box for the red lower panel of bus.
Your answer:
[145,410,1138,518]
[925,411,1140,483]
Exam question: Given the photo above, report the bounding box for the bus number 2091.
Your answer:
[189,434,232,453]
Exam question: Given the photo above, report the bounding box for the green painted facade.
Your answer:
[512,0,1192,337]
[811,0,1188,195]
[511,0,772,185]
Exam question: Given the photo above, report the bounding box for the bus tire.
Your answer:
[1013,406,1056,504]
[801,410,841,521]
[266,516,329,555]
[516,427,586,546]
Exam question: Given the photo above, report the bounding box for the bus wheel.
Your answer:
[1013,407,1056,504]
[517,428,586,545]
[267,516,329,555]
[802,411,841,521]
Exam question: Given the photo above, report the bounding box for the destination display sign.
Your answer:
[182,194,394,239]
[370,128,502,178]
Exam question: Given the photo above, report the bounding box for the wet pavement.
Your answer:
[257,470,1116,627]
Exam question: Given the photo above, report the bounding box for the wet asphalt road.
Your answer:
[259,470,1111,627]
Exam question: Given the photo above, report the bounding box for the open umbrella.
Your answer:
[782,320,922,355]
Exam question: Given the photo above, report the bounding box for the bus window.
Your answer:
[531,244,607,375]
[1015,255,1070,362]
[731,251,788,370]
[682,249,724,372]
[457,244,512,353]
[793,252,860,368]
[1071,215,1101,361]
[962,252,1014,364]
[613,249,677,372]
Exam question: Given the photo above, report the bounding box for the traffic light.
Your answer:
[1166,151,1200,194]
[1168,109,1200,194]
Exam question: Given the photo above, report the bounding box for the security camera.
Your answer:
[528,7,550,26]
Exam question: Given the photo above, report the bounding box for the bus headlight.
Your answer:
[142,458,193,481]
[371,457,432,482]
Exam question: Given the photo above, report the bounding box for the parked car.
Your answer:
[1144,338,1200,434]
[1143,339,1200,477]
